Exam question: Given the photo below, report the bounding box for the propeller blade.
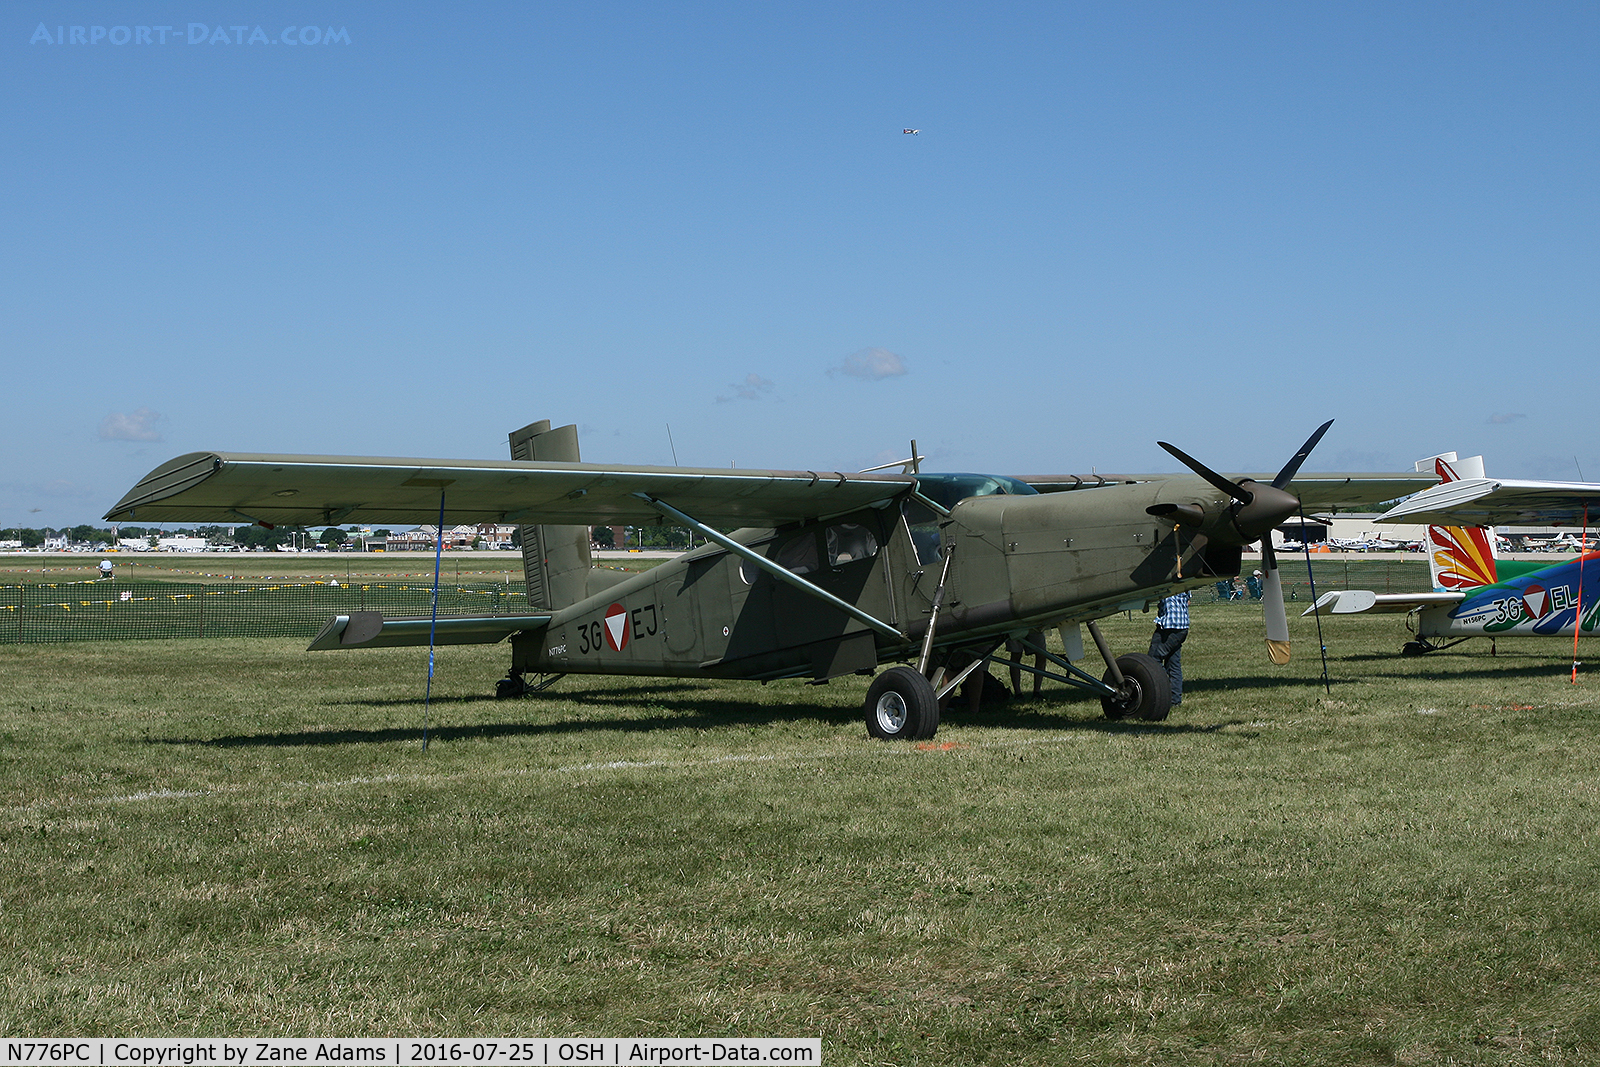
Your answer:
[1271,419,1334,490]
[1261,541,1291,664]
[1158,441,1252,504]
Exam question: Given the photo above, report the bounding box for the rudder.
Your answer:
[509,420,592,610]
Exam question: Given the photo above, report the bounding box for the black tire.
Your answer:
[495,673,528,699]
[1100,652,1171,722]
[865,666,941,741]
[1400,640,1431,657]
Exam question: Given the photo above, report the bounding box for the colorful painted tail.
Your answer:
[1415,452,1498,591]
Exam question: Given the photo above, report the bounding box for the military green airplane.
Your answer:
[104,419,1430,740]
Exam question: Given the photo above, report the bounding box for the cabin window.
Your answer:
[826,523,878,567]
[774,530,820,576]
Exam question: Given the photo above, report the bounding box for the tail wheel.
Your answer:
[865,666,941,741]
[1100,652,1171,722]
[495,671,529,699]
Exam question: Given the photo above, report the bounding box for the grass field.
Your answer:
[0,552,674,585]
[3,598,1599,1063]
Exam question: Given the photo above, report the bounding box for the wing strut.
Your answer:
[630,492,904,642]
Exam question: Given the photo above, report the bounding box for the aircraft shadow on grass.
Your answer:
[157,685,1237,749]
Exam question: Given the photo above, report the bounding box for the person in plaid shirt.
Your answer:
[1149,591,1191,706]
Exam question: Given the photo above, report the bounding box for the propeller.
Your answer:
[1158,420,1334,664]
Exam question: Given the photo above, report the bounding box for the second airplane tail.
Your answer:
[1415,452,1498,591]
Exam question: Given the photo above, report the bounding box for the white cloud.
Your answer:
[830,347,907,381]
[99,407,164,442]
[716,373,775,403]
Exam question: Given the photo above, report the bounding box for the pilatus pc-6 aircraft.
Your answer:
[1308,452,1600,655]
[105,419,1430,740]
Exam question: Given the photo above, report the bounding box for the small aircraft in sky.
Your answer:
[1305,452,1600,654]
[106,419,1429,739]
[902,128,919,135]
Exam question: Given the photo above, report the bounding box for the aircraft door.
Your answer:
[770,518,890,648]
[663,551,761,664]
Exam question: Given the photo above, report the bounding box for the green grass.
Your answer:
[1,552,536,585]
[0,551,663,586]
[3,601,1599,1063]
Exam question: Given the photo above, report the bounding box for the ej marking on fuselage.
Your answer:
[575,602,660,655]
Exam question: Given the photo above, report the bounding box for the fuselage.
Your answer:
[511,473,1245,682]
[1418,551,1600,638]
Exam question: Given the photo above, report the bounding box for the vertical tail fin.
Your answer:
[1415,452,1498,591]
[509,420,593,610]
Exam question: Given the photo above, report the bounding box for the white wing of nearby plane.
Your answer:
[1378,477,1600,528]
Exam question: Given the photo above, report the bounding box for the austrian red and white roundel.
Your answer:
[603,602,630,651]
[1522,584,1549,620]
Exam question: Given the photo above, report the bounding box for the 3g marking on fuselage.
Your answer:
[1461,582,1577,632]
[572,601,660,656]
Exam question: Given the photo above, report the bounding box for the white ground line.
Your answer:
[3,733,1088,816]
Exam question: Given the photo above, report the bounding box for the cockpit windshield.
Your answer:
[903,473,1039,564]
[912,473,1039,511]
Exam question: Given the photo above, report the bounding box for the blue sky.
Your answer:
[4,1,1597,530]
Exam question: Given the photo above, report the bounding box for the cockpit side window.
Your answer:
[826,523,879,567]
[903,498,942,565]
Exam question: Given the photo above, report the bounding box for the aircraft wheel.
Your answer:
[495,671,529,699]
[865,666,940,741]
[1100,653,1171,722]
[1400,640,1431,657]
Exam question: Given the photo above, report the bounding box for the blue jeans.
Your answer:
[1148,627,1188,705]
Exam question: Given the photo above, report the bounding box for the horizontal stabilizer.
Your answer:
[308,611,551,651]
[1302,590,1464,616]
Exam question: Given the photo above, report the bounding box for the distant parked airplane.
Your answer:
[1306,452,1600,654]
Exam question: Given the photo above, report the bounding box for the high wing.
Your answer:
[1019,471,1433,511]
[1277,473,1435,511]
[1377,478,1600,528]
[104,452,916,528]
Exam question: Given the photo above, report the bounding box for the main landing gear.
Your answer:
[860,619,1172,740]
[1098,652,1171,722]
[864,666,940,741]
